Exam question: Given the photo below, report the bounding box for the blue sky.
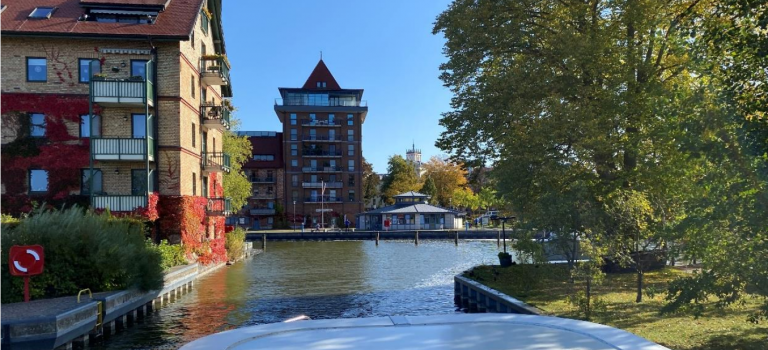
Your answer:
[223,1,453,173]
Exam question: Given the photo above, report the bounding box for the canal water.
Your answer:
[93,240,506,349]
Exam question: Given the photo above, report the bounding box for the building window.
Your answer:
[347,114,354,125]
[323,82,327,88]
[79,59,100,83]
[29,170,48,194]
[131,60,148,80]
[191,30,195,48]
[202,176,208,197]
[290,129,297,141]
[267,217,274,225]
[29,7,55,18]
[192,123,196,147]
[27,57,47,82]
[30,113,46,137]
[328,114,335,124]
[292,190,298,201]
[309,113,316,121]
[191,75,195,98]
[348,144,354,156]
[201,9,209,35]
[290,113,297,125]
[316,81,321,88]
[131,169,154,195]
[253,155,275,161]
[267,170,273,179]
[267,186,273,195]
[291,144,298,156]
[349,190,355,202]
[348,160,355,172]
[292,175,298,186]
[347,130,354,141]
[80,114,101,138]
[192,172,197,196]
[132,114,147,138]
[81,169,103,195]
[348,174,355,186]
[291,159,298,167]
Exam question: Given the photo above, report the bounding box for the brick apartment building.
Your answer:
[231,131,285,230]
[1,0,233,242]
[273,59,368,229]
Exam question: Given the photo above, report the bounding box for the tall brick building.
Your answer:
[1,0,233,243]
[233,131,285,230]
[273,60,367,228]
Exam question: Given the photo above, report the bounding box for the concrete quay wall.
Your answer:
[454,275,543,315]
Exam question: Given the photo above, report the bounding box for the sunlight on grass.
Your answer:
[467,265,767,350]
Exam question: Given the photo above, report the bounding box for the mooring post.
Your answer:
[375,231,380,245]
[497,230,501,246]
[454,230,459,245]
[261,234,266,252]
[415,231,419,245]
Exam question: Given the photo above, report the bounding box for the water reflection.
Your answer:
[93,240,505,349]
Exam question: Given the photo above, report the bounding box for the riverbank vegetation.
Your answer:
[225,227,246,262]
[468,265,767,350]
[1,207,164,303]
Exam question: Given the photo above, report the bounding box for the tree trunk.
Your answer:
[636,269,644,303]
[586,277,592,320]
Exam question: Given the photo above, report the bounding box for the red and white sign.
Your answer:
[9,245,45,276]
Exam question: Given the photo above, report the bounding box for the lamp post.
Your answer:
[491,216,516,253]
[293,200,296,232]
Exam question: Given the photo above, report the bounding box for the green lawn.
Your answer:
[467,265,767,350]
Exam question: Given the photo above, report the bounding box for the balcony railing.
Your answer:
[200,56,230,86]
[301,150,342,157]
[302,182,343,189]
[250,177,275,183]
[300,119,342,127]
[200,103,231,130]
[206,197,231,216]
[251,194,276,200]
[304,196,343,203]
[92,194,147,212]
[302,166,343,172]
[91,77,154,107]
[201,152,231,173]
[276,99,367,107]
[91,137,155,161]
[302,135,343,142]
[250,208,276,215]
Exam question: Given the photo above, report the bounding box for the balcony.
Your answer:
[302,166,343,173]
[90,77,154,107]
[251,193,276,199]
[302,182,343,189]
[200,56,230,86]
[300,119,342,127]
[250,208,276,215]
[250,177,275,183]
[206,197,232,216]
[304,196,343,203]
[201,152,231,173]
[91,194,147,212]
[91,137,155,161]
[276,99,367,107]
[200,103,231,131]
[301,150,342,158]
[302,135,343,142]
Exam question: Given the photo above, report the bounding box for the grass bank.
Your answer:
[467,265,767,350]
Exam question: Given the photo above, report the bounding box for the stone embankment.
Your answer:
[454,274,542,315]
[1,243,258,350]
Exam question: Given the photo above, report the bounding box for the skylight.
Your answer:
[29,7,55,19]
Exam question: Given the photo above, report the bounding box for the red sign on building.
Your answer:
[9,245,45,276]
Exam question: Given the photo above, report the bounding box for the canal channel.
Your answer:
[92,240,507,349]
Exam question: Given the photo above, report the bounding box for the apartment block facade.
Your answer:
[232,131,285,230]
[1,0,233,241]
[273,60,367,228]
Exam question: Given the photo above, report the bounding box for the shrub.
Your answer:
[225,227,246,261]
[147,240,187,270]
[1,207,163,304]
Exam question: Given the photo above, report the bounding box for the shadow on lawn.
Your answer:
[690,327,768,350]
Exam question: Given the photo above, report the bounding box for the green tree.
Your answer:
[223,118,252,211]
[422,156,468,207]
[434,0,710,302]
[452,187,479,211]
[420,176,437,197]
[362,158,381,206]
[380,155,420,205]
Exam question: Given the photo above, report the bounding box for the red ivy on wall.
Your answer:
[157,195,226,265]
[1,94,96,215]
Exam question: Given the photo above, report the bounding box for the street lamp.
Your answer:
[491,215,516,253]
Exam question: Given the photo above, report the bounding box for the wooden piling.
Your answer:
[497,230,501,246]
[375,231,380,245]
[454,231,459,245]
[415,231,419,245]
[261,234,266,252]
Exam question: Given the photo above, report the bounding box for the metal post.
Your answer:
[455,230,459,245]
[497,230,501,247]
[261,234,266,252]
[415,231,419,245]
[23,276,30,302]
[376,231,380,245]
[88,60,96,207]
[293,200,296,232]
[321,181,325,231]
[502,220,507,253]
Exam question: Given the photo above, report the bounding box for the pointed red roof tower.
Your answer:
[302,60,342,90]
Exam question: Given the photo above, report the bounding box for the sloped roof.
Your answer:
[394,191,430,198]
[2,0,202,39]
[301,59,341,90]
[361,203,458,215]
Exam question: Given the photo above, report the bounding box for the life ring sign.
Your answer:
[9,245,45,276]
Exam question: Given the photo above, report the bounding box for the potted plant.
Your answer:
[498,251,513,267]
[92,73,108,80]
